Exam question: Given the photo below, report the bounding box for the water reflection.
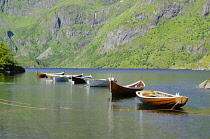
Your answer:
[136,103,188,115]
[1,70,210,138]
[0,74,15,83]
[108,96,188,115]
[107,96,191,138]
[110,96,133,102]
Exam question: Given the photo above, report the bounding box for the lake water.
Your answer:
[0,68,210,138]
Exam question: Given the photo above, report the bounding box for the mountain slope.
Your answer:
[0,0,209,70]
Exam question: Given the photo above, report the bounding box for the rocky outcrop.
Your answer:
[0,18,9,27]
[37,47,52,59]
[103,26,147,53]
[101,1,190,53]
[203,1,210,16]
[0,65,25,74]
[198,79,210,89]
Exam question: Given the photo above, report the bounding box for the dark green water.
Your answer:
[0,68,210,138]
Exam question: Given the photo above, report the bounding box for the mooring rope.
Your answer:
[1,99,209,116]
[0,98,73,114]
[171,97,182,110]
[0,99,44,107]
[0,101,36,108]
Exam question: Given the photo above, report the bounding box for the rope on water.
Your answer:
[1,99,209,116]
[0,101,36,108]
[0,98,73,114]
[0,99,43,107]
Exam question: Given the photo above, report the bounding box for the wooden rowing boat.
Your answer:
[37,71,65,78]
[136,91,188,109]
[71,75,92,84]
[46,73,82,78]
[37,72,47,78]
[45,72,65,78]
[84,77,117,87]
[107,80,145,97]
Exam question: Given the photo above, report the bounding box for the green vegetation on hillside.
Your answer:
[0,42,25,73]
[0,42,16,71]
[0,0,209,70]
[68,0,210,69]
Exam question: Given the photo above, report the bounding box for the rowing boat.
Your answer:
[37,71,65,78]
[46,73,82,78]
[85,77,117,87]
[45,72,66,78]
[37,72,47,78]
[136,90,188,109]
[107,80,145,97]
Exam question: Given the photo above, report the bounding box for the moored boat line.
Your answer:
[36,71,188,109]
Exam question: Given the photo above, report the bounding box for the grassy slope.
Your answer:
[0,0,209,69]
[69,0,210,69]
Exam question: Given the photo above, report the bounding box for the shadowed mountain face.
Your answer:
[0,0,209,70]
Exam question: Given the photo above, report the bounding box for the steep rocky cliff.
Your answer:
[0,0,209,69]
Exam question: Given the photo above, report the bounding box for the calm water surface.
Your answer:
[0,68,210,138]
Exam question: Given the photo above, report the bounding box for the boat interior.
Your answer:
[140,91,172,97]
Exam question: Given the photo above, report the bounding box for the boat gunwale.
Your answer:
[74,75,92,79]
[136,91,188,99]
[124,80,145,88]
[125,86,145,90]
[88,78,108,81]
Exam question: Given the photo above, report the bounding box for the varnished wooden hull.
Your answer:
[46,73,82,78]
[46,74,57,78]
[136,91,188,109]
[108,80,145,97]
[37,72,47,78]
[38,72,65,78]
[45,72,65,78]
